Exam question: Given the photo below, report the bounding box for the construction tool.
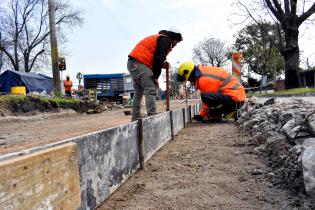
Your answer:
[166,65,170,111]
[185,83,188,108]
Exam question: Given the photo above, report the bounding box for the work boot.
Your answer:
[194,115,206,122]
[207,115,223,123]
[194,114,222,123]
[224,111,236,120]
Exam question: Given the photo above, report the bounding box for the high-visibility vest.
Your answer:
[129,34,171,69]
[64,80,72,92]
[196,65,245,101]
[196,65,246,117]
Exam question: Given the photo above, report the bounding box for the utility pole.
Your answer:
[48,0,61,94]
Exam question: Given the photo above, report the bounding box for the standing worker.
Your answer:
[177,61,246,122]
[64,74,73,98]
[127,29,183,121]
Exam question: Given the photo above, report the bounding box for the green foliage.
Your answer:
[0,95,27,103]
[247,88,315,97]
[234,22,285,78]
[0,95,80,105]
[54,90,63,97]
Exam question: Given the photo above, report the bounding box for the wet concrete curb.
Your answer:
[0,103,201,210]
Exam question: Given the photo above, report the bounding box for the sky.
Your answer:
[62,0,315,88]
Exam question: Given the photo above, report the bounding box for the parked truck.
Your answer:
[83,73,134,103]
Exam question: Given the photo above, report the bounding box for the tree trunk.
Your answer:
[24,52,29,72]
[14,1,19,71]
[283,27,301,89]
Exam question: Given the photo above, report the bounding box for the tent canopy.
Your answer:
[0,70,54,93]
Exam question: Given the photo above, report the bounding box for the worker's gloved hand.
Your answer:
[194,115,206,122]
[153,79,159,88]
[162,61,170,70]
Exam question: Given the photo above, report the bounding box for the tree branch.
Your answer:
[272,0,285,17]
[284,0,290,14]
[297,2,315,25]
[29,49,45,71]
[290,0,297,15]
[29,0,46,49]
[265,0,284,22]
[0,46,17,70]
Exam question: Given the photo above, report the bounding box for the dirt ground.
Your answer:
[98,122,310,210]
[0,100,194,155]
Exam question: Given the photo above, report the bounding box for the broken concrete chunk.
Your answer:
[263,98,275,106]
[286,126,311,141]
[281,119,297,139]
[302,144,315,201]
[307,115,315,135]
[301,138,315,152]
[279,111,294,125]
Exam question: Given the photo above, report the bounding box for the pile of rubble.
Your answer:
[237,97,315,208]
[101,101,124,111]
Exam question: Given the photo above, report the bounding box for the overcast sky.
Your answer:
[63,0,315,86]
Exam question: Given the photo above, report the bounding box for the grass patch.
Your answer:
[0,95,100,115]
[247,88,315,97]
[40,96,81,104]
[0,95,27,103]
[0,95,80,104]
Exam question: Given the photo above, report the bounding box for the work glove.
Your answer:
[162,61,170,70]
[153,79,159,88]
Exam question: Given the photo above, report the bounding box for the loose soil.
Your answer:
[98,122,312,210]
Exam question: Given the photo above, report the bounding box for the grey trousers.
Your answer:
[127,59,157,121]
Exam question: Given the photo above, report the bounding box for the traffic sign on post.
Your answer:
[76,72,83,85]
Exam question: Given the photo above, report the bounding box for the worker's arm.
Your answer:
[152,36,172,79]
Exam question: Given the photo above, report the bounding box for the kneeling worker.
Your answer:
[177,61,246,121]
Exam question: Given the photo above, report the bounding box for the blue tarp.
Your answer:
[0,70,54,93]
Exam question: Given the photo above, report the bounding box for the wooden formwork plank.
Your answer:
[0,143,80,210]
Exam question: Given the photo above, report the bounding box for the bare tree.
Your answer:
[192,37,231,67]
[234,0,315,89]
[0,0,82,73]
[169,67,180,99]
[306,59,314,70]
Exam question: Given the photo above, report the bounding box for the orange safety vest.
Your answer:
[63,80,72,92]
[129,34,171,69]
[196,65,246,117]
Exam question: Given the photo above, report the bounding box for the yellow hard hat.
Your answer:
[177,61,195,82]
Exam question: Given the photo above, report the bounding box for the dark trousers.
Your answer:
[201,92,243,115]
[65,90,72,97]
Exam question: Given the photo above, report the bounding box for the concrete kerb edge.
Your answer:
[0,121,138,162]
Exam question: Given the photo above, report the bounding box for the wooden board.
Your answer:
[0,143,80,210]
